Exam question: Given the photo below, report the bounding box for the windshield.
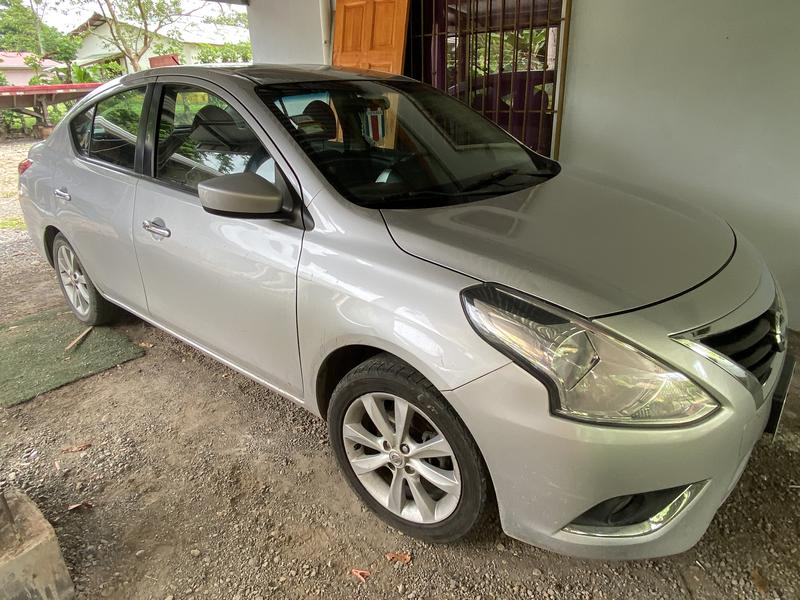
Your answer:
[258,80,559,208]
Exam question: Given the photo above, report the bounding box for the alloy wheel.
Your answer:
[342,392,461,524]
[57,244,91,317]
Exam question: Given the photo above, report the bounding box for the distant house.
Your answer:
[0,52,63,86]
[72,13,250,72]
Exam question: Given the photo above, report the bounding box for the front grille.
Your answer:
[702,311,780,384]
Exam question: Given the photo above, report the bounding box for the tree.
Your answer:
[195,41,251,65]
[0,0,46,52]
[27,0,45,54]
[74,0,201,71]
[70,60,123,83]
[44,31,82,82]
[151,36,183,61]
[0,0,81,79]
[471,28,548,76]
[203,9,247,29]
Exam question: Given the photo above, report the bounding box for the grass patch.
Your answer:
[0,310,144,408]
[0,216,25,230]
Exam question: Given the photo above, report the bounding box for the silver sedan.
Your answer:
[18,65,793,559]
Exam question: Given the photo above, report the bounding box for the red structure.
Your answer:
[0,83,102,133]
[0,82,101,110]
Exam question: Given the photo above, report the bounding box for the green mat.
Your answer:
[0,310,144,408]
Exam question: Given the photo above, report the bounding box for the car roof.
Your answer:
[123,63,411,86]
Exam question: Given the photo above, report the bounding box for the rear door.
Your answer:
[131,77,304,398]
[51,83,152,313]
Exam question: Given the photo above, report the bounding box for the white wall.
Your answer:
[77,24,211,71]
[78,23,160,72]
[248,0,330,64]
[76,24,118,65]
[559,0,800,326]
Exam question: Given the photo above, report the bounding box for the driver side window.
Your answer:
[155,84,278,193]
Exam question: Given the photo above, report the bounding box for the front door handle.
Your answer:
[53,187,71,201]
[142,219,171,238]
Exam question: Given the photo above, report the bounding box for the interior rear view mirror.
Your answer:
[198,172,284,218]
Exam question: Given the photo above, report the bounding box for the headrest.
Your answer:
[301,100,337,140]
[190,105,236,145]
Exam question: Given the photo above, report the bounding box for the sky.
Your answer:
[40,0,247,33]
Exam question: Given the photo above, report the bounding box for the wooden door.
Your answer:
[333,0,410,74]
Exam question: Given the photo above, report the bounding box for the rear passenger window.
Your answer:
[69,106,94,155]
[155,85,280,192]
[89,87,146,170]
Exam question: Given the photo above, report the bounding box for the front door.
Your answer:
[132,79,304,398]
[333,0,410,73]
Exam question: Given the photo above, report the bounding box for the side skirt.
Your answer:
[102,293,307,408]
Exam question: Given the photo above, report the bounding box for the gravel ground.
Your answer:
[1,140,800,600]
[0,140,32,219]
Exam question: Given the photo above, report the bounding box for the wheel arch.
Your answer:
[315,344,385,421]
[43,224,61,267]
[314,341,453,422]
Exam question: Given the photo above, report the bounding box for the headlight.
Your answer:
[461,284,719,426]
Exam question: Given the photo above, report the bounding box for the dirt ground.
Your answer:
[1,139,800,600]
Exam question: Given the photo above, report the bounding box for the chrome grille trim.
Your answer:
[673,283,788,408]
[701,311,779,385]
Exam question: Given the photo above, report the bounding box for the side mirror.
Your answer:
[198,172,284,217]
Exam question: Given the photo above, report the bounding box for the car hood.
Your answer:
[380,169,736,318]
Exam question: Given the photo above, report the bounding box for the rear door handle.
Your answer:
[142,219,171,238]
[53,187,71,201]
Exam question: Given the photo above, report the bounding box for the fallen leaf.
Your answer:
[137,341,155,348]
[350,568,370,583]
[67,501,93,511]
[751,569,769,593]
[385,551,412,564]
[61,443,91,453]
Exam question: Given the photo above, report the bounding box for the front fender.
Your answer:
[297,194,509,416]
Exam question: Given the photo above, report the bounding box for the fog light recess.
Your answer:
[562,482,707,538]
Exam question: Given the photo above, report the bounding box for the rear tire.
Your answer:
[52,234,120,325]
[328,353,490,543]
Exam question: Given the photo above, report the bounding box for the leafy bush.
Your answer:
[195,41,252,64]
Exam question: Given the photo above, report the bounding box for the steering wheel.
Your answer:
[245,147,270,173]
[376,153,420,184]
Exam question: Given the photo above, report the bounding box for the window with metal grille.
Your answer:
[406,0,569,157]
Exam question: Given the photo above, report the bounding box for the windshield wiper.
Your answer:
[368,169,555,206]
[461,168,551,192]
[375,188,494,204]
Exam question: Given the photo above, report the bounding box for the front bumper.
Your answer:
[446,359,775,559]
[445,239,788,559]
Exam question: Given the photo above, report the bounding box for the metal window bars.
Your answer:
[407,0,570,157]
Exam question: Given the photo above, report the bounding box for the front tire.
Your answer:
[52,234,120,325]
[328,353,490,543]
